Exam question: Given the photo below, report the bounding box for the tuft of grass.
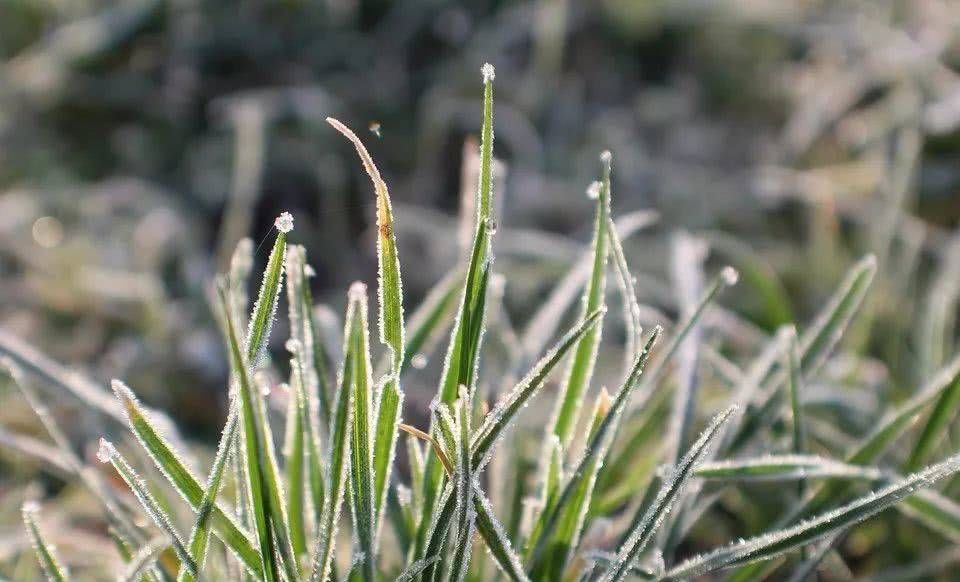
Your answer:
[6,62,960,582]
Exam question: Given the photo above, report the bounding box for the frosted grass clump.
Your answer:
[6,60,960,582]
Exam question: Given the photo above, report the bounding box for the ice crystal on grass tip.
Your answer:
[275,211,294,233]
[721,266,740,286]
[481,63,495,82]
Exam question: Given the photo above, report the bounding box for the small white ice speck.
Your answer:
[481,63,495,82]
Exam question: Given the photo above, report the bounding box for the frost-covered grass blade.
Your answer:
[22,502,69,582]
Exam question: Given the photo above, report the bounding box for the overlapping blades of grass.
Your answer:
[415,63,497,560]
[96,438,198,579]
[344,282,377,582]
[528,328,662,579]
[599,405,736,582]
[663,451,960,580]
[307,287,356,582]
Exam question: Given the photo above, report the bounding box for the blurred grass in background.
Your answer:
[3,0,960,577]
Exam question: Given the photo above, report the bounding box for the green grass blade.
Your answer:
[529,328,661,579]
[906,366,960,471]
[178,398,240,582]
[110,379,263,576]
[415,62,497,561]
[97,439,198,579]
[283,353,307,561]
[548,152,611,449]
[472,490,531,582]
[600,406,736,582]
[695,455,883,481]
[326,117,405,371]
[22,502,69,582]
[219,285,284,582]
[373,379,403,542]
[286,247,328,527]
[663,452,960,580]
[307,293,355,582]
[446,389,476,582]
[471,308,603,470]
[245,213,291,365]
[787,328,805,457]
[607,216,642,375]
[344,282,377,582]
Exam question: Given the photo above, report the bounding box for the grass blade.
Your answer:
[344,282,377,582]
[415,62,497,561]
[905,365,960,471]
[306,291,356,582]
[600,405,737,582]
[663,451,960,580]
[529,328,662,579]
[22,502,69,582]
[607,216,643,375]
[178,398,240,582]
[110,379,262,576]
[695,455,883,481]
[548,152,612,449]
[446,389,476,582]
[96,439,198,579]
[471,308,603,470]
[219,283,290,582]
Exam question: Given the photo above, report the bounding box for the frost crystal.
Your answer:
[22,500,40,514]
[600,150,613,166]
[586,181,602,200]
[720,266,740,286]
[285,338,302,354]
[96,437,114,463]
[275,211,294,233]
[481,63,496,82]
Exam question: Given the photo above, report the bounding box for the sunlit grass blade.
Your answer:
[472,491,530,582]
[607,216,642,375]
[22,502,69,582]
[695,455,883,481]
[245,212,292,366]
[599,405,736,582]
[372,380,403,542]
[306,292,355,582]
[218,284,287,582]
[110,379,262,576]
[96,439,198,579]
[471,308,603,470]
[344,282,377,582]
[286,246,327,530]
[122,537,170,582]
[529,328,661,579]
[548,152,611,449]
[662,451,960,580]
[179,398,240,582]
[416,62,497,560]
